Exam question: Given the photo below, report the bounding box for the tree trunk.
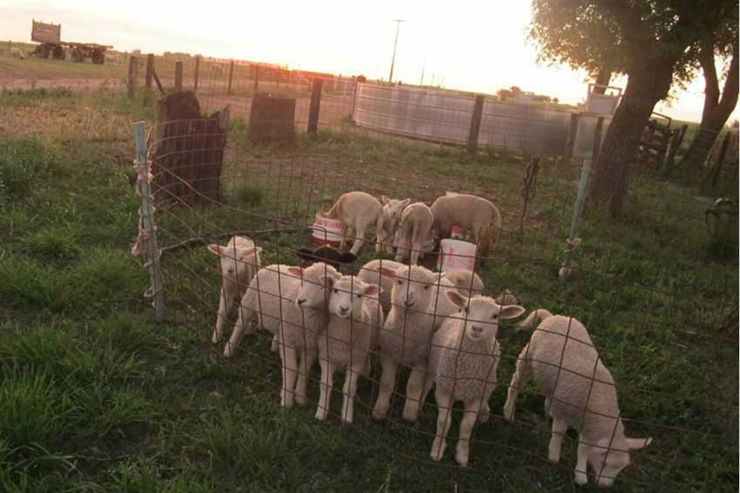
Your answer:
[593,67,612,94]
[586,61,674,215]
[681,43,739,173]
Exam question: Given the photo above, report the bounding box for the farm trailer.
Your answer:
[30,19,112,64]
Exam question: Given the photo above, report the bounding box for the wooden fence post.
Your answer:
[174,61,183,92]
[467,95,485,152]
[592,117,605,162]
[253,64,260,93]
[308,78,323,134]
[227,60,235,95]
[128,56,138,97]
[194,56,200,92]
[564,113,579,158]
[709,131,733,191]
[145,54,154,91]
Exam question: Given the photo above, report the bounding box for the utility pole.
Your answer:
[388,19,404,83]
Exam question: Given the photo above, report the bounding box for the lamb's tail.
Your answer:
[518,309,554,330]
[323,196,343,219]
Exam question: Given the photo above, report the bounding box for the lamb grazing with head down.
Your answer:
[425,291,525,466]
[323,191,382,255]
[430,193,502,258]
[503,309,652,487]
[377,196,410,254]
[207,236,263,346]
[393,202,434,266]
[372,264,439,422]
[315,275,383,426]
[229,262,342,407]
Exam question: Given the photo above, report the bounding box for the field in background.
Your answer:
[0,55,738,492]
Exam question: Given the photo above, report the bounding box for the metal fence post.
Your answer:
[227,60,235,95]
[194,55,200,92]
[174,61,183,92]
[133,121,165,321]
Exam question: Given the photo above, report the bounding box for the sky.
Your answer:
[0,0,736,123]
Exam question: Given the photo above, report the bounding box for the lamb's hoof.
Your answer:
[295,393,307,405]
[478,409,490,423]
[211,333,220,344]
[430,440,446,462]
[548,451,560,464]
[402,404,419,422]
[503,402,515,422]
[455,451,469,467]
[574,471,588,486]
[341,418,352,428]
[372,406,388,420]
[315,409,328,421]
[223,345,234,358]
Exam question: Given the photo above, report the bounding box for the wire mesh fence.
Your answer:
[124,60,739,490]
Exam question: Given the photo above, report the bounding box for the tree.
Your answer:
[680,19,739,174]
[530,0,738,215]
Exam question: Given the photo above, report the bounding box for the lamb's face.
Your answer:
[326,276,380,319]
[293,263,339,309]
[589,437,652,487]
[382,265,435,311]
[208,243,261,283]
[445,292,525,342]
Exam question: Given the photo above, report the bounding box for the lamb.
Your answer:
[10,47,25,60]
[296,245,357,271]
[315,275,383,425]
[393,202,434,265]
[372,265,439,421]
[323,191,382,255]
[356,258,405,313]
[229,262,343,407]
[425,292,525,466]
[503,309,652,487]
[207,236,263,346]
[430,193,502,258]
[376,196,410,254]
[439,269,485,297]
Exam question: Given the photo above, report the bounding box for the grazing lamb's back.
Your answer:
[503,310,652,487]
[430,193,502,257]
[323,191,382,255]
[394,202,434,265]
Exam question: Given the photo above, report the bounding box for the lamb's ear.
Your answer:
[363,283,382,297]
[239,246,261,259]
[319,275,336,288]
[207,244,222,256]
[445,290,468,309]
[287,267,304,277]
[379,267,398,279]
[400,198,411,208]
[339,252,357,264]
[625,437,652,450]
[381,195,390,205]
[500,305,526,320]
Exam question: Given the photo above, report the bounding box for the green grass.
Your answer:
[0,86,737,493]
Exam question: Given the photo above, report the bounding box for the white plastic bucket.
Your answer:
[311,213,344,246]
[436,239,477,272]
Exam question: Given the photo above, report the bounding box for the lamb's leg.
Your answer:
[574,437,590,485]
[419,372,435,413]
[340,365,362,426]
[279,342,298,407]
[315,358,335,421]
[270,334,279,352]
[455,399,481,467]
[402,365,427,421]
[295,347,317,405]
[339,224,349,250]
[349,225,366,256]
[212,286,234,344]
[430,390,454,462]
[548,417,568,464]
[372,356,398,419]
[503,344,530,422]
[225,306,250,358]
[375,216,385,253]
[478,400,491,423]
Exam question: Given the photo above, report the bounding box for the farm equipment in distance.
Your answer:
[31,19,112,64]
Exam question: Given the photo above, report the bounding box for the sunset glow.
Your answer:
[0,0,734,123]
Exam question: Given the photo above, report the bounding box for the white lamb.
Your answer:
[207,236,262,346]
[377,196,410,254]
[323,191,382,255]
[503,309,652,487]
[10,47,25,60]
[356,258,405,313]
[440,269,485,297]
[229,262,342,407]
[393,202,434,266]
[425,291,525,466]
[372,265,439,421]
[430,192,502,258]
[315,275,383,425]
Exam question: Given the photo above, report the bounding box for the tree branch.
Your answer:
[700,34,721,122]
[592,0,653,51]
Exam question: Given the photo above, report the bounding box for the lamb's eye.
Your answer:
[491,314,498,320]
[397,280,403,285]
[356,294,362,298]
[424,285,430,290]
[333,289,338,294]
